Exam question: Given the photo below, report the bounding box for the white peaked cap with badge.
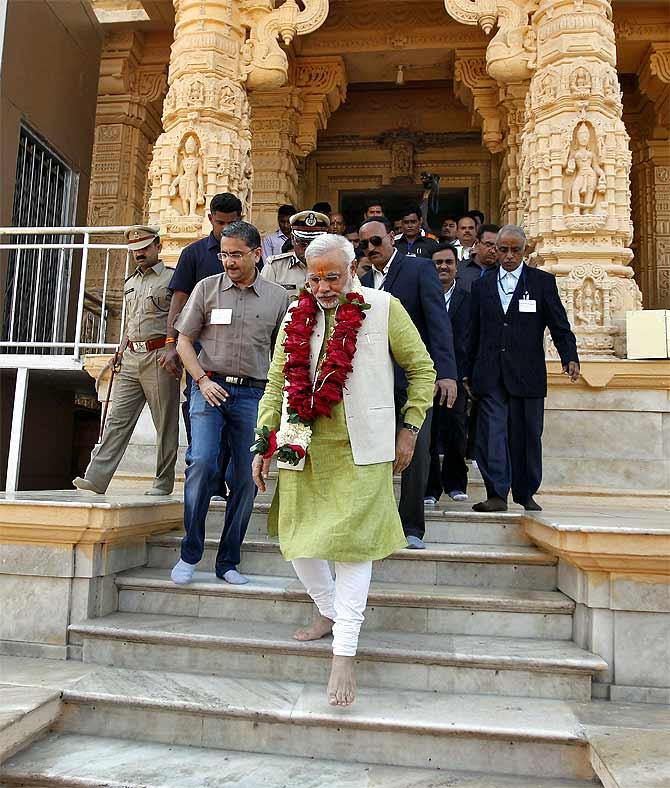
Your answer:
[124,225,161,251]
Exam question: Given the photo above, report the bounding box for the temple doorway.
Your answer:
[340,187,469,233]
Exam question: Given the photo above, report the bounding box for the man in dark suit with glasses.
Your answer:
[359,216,457,550]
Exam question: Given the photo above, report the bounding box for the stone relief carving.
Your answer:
[391,140,414,180]
[575,278,603,326]
[169,134,205,217]
[444,0,539,83]
[564,122,606,216]
[240,0,331,90]
[570,66,592,95]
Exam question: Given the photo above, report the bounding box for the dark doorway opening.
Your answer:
[340,187,468,234]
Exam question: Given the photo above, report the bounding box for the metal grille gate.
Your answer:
[1,125,78,352]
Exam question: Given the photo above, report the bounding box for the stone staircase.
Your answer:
[0,490,610,787]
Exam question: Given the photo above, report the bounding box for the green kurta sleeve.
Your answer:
[256,321,287,433]
[388,295,436,429]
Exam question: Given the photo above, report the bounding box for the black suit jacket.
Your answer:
[361,251,458,387]
[447,284,471,381]
[465,264,579,398]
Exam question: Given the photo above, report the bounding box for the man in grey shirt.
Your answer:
[171,221,290,586]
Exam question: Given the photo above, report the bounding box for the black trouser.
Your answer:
[425,385,468,499]
[396,389,433,540]
[183,367,231,498]
[476,377,544,503]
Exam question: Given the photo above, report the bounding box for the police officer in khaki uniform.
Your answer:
[73,226,181,496]
[260,210,329,293]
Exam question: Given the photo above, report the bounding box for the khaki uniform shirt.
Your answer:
[260,251,307,293]
[124,262,173,342]
[176,272,290,380]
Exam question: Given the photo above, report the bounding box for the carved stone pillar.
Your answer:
[446,0,642,357]
[498,83,530,226]
[248,55,347,237]
[146,1,331,263]
[633,44,670,309]
[524,0,641,357]
[145,1,251,265]
[88,32,167,230]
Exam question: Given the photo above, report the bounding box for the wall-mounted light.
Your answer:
[396,64,405,86]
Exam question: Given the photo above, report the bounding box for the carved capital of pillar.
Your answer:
[294,56,347,156]
[445,0,539,83]
[454,51,504,153]
[638,43,670,133]
[239,0,330,90]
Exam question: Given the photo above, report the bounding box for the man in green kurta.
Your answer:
[252,233,434,707]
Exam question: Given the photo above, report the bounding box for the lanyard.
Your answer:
[498,267,525,296]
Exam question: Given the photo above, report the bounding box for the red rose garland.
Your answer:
[283,289,367,423]
[252,288,369,465]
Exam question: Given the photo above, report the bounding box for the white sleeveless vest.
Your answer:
[277,286,396,469]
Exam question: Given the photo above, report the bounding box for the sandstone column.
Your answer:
[147,0,331,265]
[446,0,642,357]
[524,0,641,356]
[147,0,251,266]
[631,43,670,309]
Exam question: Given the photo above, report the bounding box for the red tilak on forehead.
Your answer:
[317,268,328,279]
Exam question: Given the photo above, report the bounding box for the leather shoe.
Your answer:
[472,497,507,512]
[520,496,542,511]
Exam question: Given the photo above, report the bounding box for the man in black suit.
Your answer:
[464,225,580,513]
[359,217,458,549]
[425,243,471,504]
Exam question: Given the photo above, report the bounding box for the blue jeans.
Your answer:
[181,378,262,574]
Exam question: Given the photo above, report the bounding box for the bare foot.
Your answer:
[293,614,333,642]
[327,655,356,707]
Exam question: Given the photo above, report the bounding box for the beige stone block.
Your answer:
[0,543,74,577]
[543,457,668,491]
[557,562,611,608]
[546,386,670,413]
[544,411,664,461]
[613,611,670,689]
[0,575,71,646]
[611,575,670,613]
[75,540,147,578]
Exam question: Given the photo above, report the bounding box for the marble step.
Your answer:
[116,567,575,640]
[0,686,61,763]
[0,732,602,788]
[71,611,605,701]
[208,501,534,546]
[148,532,558,590]
[52,665,597,781]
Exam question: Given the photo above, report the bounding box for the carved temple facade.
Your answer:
[85,0,670,359]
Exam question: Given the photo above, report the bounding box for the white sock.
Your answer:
[171,559,196,585]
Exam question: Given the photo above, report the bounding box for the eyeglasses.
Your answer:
[217,247,258,262]
[307,271,347,285]
[496,245,524,255]
[359,236,385,249]
[434,259,456,268]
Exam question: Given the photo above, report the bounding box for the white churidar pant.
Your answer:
[291,558,373,657]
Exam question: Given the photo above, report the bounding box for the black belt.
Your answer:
[209,372,266,390]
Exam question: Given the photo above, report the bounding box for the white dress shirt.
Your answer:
[261,229,288,260]
[372,249,398,290]
[497,262,524,314]
[444,281,456,311]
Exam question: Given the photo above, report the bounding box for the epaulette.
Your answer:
[124,271,137,283]
[266,251,296,266]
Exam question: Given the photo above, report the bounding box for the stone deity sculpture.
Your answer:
[566,123,606,215]
[169,136,205,217]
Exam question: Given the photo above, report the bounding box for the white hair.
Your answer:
[304,233,355,268]
[496,224,527,245]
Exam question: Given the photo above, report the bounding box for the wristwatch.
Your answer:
[402,422,420,435]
